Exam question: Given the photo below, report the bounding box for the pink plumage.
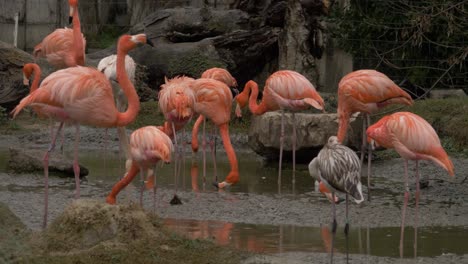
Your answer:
[367,112,454,176]
[107,126,173,204]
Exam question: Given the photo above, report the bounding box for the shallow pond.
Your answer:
[0,147,467,259]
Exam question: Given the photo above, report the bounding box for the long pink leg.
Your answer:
[414,160,420,258]
[210,126,218,182]
[60,123,66,155]
[330,192,337,264]
[182,128,186,189]
[43,122,64,229]
[366,114,372,201]
[292,112,296,185]
[72,125,81,199]
[172,122,180,197]
[202,118,206,185]
[400,160,410,258]
[278,110,285,194]
[152,168,157,214]
[103,128,108,175]
[139,169,145,206]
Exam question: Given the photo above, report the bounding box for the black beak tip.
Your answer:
[212,182,219,189]
[68,16,73,25]
[147,38,155,47]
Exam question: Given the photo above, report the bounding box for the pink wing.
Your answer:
[12,66,117,127]
[201,68,238,87]
[130,126,174,165]
[338,70,412,106]
[264,70,324,111]
[191,78,232,125]
[37,28,86,68]
[368,112,454,176]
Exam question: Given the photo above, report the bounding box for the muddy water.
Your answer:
[164,218,468,258]
[1,147,467,260]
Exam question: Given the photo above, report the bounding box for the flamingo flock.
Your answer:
[11,0,456,260]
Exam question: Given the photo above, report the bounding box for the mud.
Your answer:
[1,126,467,263]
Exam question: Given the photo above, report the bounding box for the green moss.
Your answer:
[168,51,226,78]
[86,25,125,49]
[128,101,166,130]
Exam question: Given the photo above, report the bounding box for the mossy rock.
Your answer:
[167,50,227,78]
[41,200,162,251]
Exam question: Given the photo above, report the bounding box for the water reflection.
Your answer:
[164,218,468,258]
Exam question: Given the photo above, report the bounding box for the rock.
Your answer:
[87,7,278,99]
[8,147,89,177]
[0,202,30,262]
[429,89,466,99]
[248,112,362,162]
[43,200,160,250]
[0,41,32,111]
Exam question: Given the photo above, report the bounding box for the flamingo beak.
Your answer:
[23,74,29,86]
[69,7,74,24]
[147,38,155,47]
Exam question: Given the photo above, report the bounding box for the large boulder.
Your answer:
[8,147,89,177]
[0,41,34,111]
[87,7,279,97]
[248,112,362,162]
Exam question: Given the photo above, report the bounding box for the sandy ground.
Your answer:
[1,126,467,263]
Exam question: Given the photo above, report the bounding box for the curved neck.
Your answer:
[337,111,350,143]
[115,48,140,126]
[30,65,42,93]
[72,4,85,66]
[247,81,267,115]
[218,123,238,172]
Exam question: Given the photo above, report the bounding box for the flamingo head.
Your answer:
[326,136,339,146]
[235,80,256,108]
[68,0,78,24]
[22,63,40,85]
[173,89,195,120]
[366,117,392,149]
[159,76,195,121]
[118,34,154,53]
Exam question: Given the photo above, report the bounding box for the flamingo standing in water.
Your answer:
[33,0,86,69]
[337,69,413,200]
[309,136,364,263]
[366,112,454,257]
[191,78,239,188]
[106,126,173,205]
[236,70,325,190]
[157,76,196,200]
[192,68,238,183]
[12,34,153,228]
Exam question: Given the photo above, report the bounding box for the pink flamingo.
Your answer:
[33,0,86,69]
[236,70,325,190]
[106,126,173,205]
[191,78,239,188]
[337,69,413,200]
[22,63,69,150]
[192,68,238,183]
[12,34,153,228]
[157,76,196,200]
[366,112,454,257]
